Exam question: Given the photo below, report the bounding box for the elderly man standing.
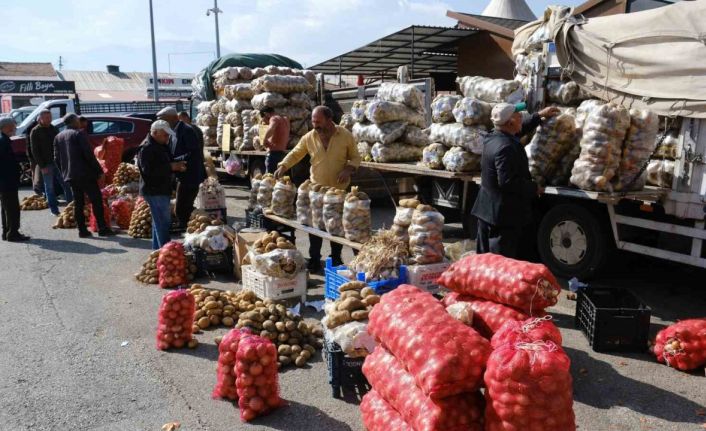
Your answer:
[157,107,205,230]
[259,106,290,173]
[471,103,559,258]
[275,106,360,272]
[30,109,72,215]
[178,111,204,151]
[0,117,30,242]
[54,114,115,238]
[137,120,187,249]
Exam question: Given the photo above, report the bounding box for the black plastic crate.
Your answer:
[575,287,651,352]
[323,337,369,398]
[244,208,295,241]
[193,247,234,275]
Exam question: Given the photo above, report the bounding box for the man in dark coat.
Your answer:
[54,114,115,238]
[30,109,72,215]
[0,117,30,242]
[178,111,204,150]
[471,103,559,258]
[24,119,45,196]
[157,107,206,229]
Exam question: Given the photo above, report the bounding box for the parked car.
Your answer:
[11,115,151,184]
[7,106,36,124]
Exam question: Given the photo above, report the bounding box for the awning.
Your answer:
[310,25,476,77]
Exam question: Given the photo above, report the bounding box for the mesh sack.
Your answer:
[156,289,195,350]
[654,129,679,159]
[323,188,346,237]
[88,199,111,233]
[353,121,407,145]
[343,186,371,243]
[376,82,424,111]
[408,205,444,264]
[403,126,431,147]
[452,98,492,126]
[653,318,706,371]
[339,113,355,131]
[367,285,491,398]
[224,83,254,100]
[275,105,309,120]
[546,80,584,105]
[371,142,423,163]
[252,248,305,279]
[288,92,311,108]
[110,197,134,230]
[350,100,369,123]
[456,76,525,103]
[431,95,461,123]
[212,328,252,400]
[360,389,413,431]
[225,111,242,126]
[526,113,580,186]
[421,143,448,170]
[309,185,329,231]
[158,241,188,288]
[235,335,283,422]
[613,108,659,191]
[443,147,480,172]
[256,174,276,209]
[252,74,313,94]
[645,159,674,188]
[251,92,287,110]
[428,123,486,154]
[443,292,538,339]
[491,316,563,349]
[271,177,296,218]
[296,180,312,226]
[391,199,419,244]
[366,100,426,128]
[437,253,561,313]
[357,141,373,162]
[548,140,581,186]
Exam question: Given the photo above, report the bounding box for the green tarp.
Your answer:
[191,53,303,101]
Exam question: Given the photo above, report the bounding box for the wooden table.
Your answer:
[359,161,481,183]
[263,214,363,250]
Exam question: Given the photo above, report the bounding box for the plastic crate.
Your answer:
[324,258,407,300]
[575,287,651,352]
[323,335,368,398]
[245,208,295,241]
[406,262,451,294]
[193,247,233,275]
[241,265,307,302]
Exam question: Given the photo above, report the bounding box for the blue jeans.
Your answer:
[42,164,72,213]
[143,194,171,250]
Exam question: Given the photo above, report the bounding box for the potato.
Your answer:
[326,310,351,329]
[287,337,300,346]
[289,330,302,340]
[206,309,222,316]
[187,338,199,349]
[278,345,292,356]
[351,310,369,320]
[285,320,296,332]
[262,320,276,332]
[362,295,381,306]
[360,287,375,298]
[337,297,365,312]
[303,344,316,355]
[194,310,206,319]
[209,315,221,325]
[339,281,367,292]
[295,356,307,367]
[192,325,201,333]
[279,355,292,365]
[222,316,234,327]
[277,333,289,343]
[197,317,210,329]
[340,290,362,300]
[291,345,302,355]
[312,327,324,338]
[300,350,312,360]
[275,321,286,332]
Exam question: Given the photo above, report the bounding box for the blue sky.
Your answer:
[4,0,582,74]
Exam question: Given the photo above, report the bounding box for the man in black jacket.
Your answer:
[178,111,204,150]
[24,120,45,196]
[54,114,115,238]
[30,109,72,215]
[471,103,559,258]
[157,107,206,230]
[0,117,30,242]
[137,120,186,249]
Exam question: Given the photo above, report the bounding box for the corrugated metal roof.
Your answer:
[0,62,57,78]
[455,12,529,30]
[58,70,193,92]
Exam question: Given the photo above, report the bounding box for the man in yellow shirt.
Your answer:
[275,106,361,272]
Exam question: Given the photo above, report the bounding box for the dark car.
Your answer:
[11,115,151,184]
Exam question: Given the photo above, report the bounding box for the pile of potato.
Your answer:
[128,200,152,238]
[21,195,48,211]
[136,251,198,284]
[53,202,90,229]
[113,163,140,186]
[253,231,295,254]
[326,281,381,329]
[187,210,224,234]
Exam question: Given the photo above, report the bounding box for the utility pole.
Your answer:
[149,0,160,102]
[57,56,64,71]
[206,0,222,59]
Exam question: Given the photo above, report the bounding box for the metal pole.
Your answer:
[411,26,415,79]
[338,56,342,87]
[214,0,221,58]
[149,0,159,102]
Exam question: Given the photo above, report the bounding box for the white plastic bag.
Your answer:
[442,147,480,172]
[431,95,461,123]
[421,143,448,170]
[365,100,426,128]
[428,123,486,154]
[646,159,674,188]
[223,153,242,176]
[371,142,423,163]
[252,248,306,279]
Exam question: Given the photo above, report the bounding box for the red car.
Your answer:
[11,115,151,184]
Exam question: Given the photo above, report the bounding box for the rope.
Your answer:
[515,340,558,365]
[520,315,554,333]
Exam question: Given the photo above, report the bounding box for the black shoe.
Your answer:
[98,228,116,237]
[79,230,93,238]
[307,259,322,274]
[1,232,6,241]
[331,257,344,268]
[7,233,30,242]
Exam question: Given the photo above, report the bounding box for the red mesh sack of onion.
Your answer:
[491,316,563,349]
[235,335,283,422]
[212,328,252,400]
[484,340,575,431]
[156,289,195,350]
[653,318,706,371]
[158,241,187,288]
[110,197,134,230]
[362,346,484,431]
[88,200,112,232]
[367,284,491,399]
[360,389,414,431]
[437,253,560,313]
[443,292,542,338]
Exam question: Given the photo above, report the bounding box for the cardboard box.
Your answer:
[233,228,266,280]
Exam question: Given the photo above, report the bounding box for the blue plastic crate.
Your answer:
[324,258,407,300]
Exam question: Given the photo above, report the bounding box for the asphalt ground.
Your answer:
[1,179,704,431]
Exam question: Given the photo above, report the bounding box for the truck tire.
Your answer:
[537,204,608,280]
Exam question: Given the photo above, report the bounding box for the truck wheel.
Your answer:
[537,204,608,280]
[19,160,33,185]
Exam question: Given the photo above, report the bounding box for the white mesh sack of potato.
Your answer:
[456,76,525,103]
[365,100,426,128]
[309,184,329,231]
[442,147,481,172]
[403,126,431,147]
[408,204,445,265]
[290,119,310,137]
[546,80,584,105]
[613,108,659,191]
[252,67,266,78]
[224,83,254,100]
[225,99,253,113]
[343,187,372,243]
[376,82,425,111]
[431,95,461,123]
[575,99,603,130]
[646,159,675,188]
[428,123,486,154]
[252,75,313,94]
[421,143,448,170]
[358,141,373,162]
[296,180,312,226]
[452,98,492,126]
[350,100,369,123]
[248,174,262,210]
[252,248,306,279]
[251,92,287,110]
[242,125,259,150]
[275,106,309,121]
[323,188,346,237]
[257,174,276,209]
[216,115,227,149]
[654,129,679,159]
[196,113,217,127]
[570,102,630,191]
[197,100,215,115]
[210,98,228,115]
[271,177,296,218]
[391,198,419,243]
[525,113,580,186]
[352,121,406,145]
[288,92,311,108]
[548,140,581,187]
[370,142,423,163]
[225,111,242,126]
[340,114,355,131]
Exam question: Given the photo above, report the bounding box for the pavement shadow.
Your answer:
[253,400,354,430]
[114,235,154,251]
[171,341,219,362]
[29,238,127,255]
[565,346,705,424]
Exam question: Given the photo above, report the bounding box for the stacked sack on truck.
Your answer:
[195,100,219,148]
[525,107,580,186]
[352,83,429,163]
[646,127,679,188]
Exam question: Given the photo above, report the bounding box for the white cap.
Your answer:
[491,103,517,126]
[156,106,177,118]
[150,119,175,136]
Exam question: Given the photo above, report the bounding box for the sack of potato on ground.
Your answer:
[21,195,48,211]
[53,201,91,229]
[128,198,152,238]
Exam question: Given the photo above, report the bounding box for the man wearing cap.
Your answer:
[54,114,115,238]
[178,111,204,151]
[259,106,290,173]
[0,117,30,242]
[471,103,559,258]
[157,107,206,230]
[30,109,72,215]
[137,120,187,249]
